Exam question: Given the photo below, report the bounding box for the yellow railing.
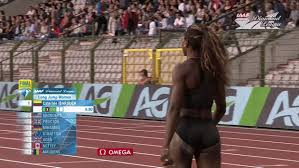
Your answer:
[156,48,185,84]
[123,48,186,85]
[122,49,154,84]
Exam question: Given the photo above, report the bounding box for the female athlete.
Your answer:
[161,24,228,168]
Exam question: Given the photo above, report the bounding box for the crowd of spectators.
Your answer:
[0,0,298,40]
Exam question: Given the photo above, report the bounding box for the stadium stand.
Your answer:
[94,37,127,84]
[0,0,298,88]
[0,0,14,7]
[0,0,44,16]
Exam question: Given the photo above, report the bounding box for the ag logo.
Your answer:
[79,84,121,116]
[132,86,171,119]
[266,91,299,127]
[218,87,252,125]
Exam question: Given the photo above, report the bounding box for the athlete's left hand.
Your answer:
[160,149,173,166]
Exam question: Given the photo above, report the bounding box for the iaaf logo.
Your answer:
[132,87,171,118]
[266,91,299,127]
[235,12,281,29]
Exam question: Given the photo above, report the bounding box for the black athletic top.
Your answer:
[176,65,219,154]
[182,67,215,110]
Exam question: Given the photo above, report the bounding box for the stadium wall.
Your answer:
[0,82,298,130]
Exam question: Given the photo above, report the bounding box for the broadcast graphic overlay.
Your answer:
[18,81,96,156]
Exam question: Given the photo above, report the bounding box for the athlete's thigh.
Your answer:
[195,143,221,168]
[168,133,193,168]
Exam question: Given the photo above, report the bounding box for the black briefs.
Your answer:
[175,116,220,154]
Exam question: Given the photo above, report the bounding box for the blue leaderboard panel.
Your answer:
[32,112,76,155]
[18,86,95,155]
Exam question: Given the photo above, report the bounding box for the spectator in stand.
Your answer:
[196,2,205,23]
[209,0,222,12]
[148,16,157,36]
[95,0,107,35]
[1,0,299,41]
[121,8,129,34]
[224,0,233,11]
[265,2,275,15]
[107,4,118,36]
[273,0,287,27]
[185,11,195,28]
[120,0,129,10]
[138,69,152,85]
[80,16,88,35]
[289,1,299,26]
[167,9,176,29]
[68,18,81,37]
[14,21,22,38]
[0,10,5,18]
[174,12,186,28]
[60,11,72,30]
[39,20,50,38]
[49,22,62,38]
[159,14,168,29]
[26,6,36,16]
[185,0,194,13]
[3,20,14,39]
[178,0,186,13]
[286,18,296,29]
[127,6,139,35]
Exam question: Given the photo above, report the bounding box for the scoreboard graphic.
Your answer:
[18,80,94,156]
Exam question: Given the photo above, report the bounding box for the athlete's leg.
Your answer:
[195,143,221,168]
[168,133,194,168]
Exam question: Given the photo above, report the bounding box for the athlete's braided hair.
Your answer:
[184,24,229,85]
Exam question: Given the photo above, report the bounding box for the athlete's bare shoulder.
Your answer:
[172,63,186,82]
[173,60,195,78]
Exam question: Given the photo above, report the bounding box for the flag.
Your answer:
[33,142,42,155]
[32,124,42,131]
[33,100,42,106]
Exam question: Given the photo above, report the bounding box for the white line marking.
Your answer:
[40,161,104,164]
[1,135,298,163]
[78,145,237,155]
[220,130,299,139]
[75,146,254,167]
[1,121,299,144]
[1,128,299,153]
[78,124,164,133]
[0,145,162,168]
[2,112,299,134]
[61,155,163,168]
[223,144,299,153]
[254,164,288,168]
[222,152,299,163]
[80,116,297,135]
[221,163,256,168]
[78,129,299,149]
[0,157,61,168]
[222,136,299,147]
[222,149,237,152]
[2,116,299,140]
[78,130,162,140]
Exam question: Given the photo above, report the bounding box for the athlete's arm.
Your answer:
[213,82,226,124]
[163,64,185,149]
